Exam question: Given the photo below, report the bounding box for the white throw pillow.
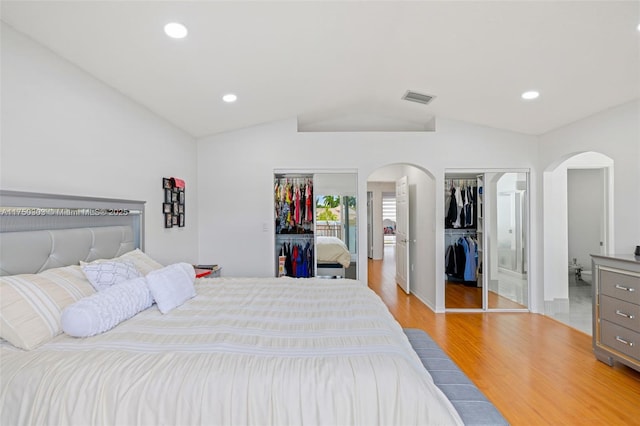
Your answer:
[81,260,141,292]
[146,263,196,314]
[82,249,164,276]
[0,265,95,350]
[61,276,153,337]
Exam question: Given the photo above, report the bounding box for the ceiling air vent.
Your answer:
[402,90,435,105]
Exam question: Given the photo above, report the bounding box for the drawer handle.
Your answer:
[615,310,635,319]
[615,336,634,347]
[615,284,635,292]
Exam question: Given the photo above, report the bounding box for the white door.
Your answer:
[395,176,410,294]
[367,192,374,258]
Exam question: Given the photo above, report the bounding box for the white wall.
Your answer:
[406,166,437,309]
[0,23,199,266]
[197,116,539,311]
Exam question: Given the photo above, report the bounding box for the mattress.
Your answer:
[316,236,351,268]
[0,277,463,426]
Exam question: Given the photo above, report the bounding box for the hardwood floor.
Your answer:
[445,281,526,309]
[368,257,640,425]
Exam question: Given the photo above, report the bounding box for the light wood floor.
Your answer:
[368,257,640,425]
[445,280,526,309]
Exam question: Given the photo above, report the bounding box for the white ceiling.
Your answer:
[2,1,639,138]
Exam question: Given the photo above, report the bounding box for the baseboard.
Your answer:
[544,298,570,315]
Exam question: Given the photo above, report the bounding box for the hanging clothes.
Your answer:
[275,177,314,234]
[445,244,457,276]
[445,234,478,284]
[446,186,458,228]
[445,179,478,230]
[305,182,313,223]
[463,236,477,282]
[453,185,464,228]
[284,242,293,277]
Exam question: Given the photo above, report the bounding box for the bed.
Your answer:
[0,192,506,425]
[316,235,351,278]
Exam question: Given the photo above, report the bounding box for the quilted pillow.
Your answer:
[81,260,141,292]
[82,249,164,276]
[61,276,153,337]
[0,265,95,350]
[146,263,196,314]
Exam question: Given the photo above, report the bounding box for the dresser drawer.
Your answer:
[600,320,640,360]
[600,295,640,331]
[600,269,640,305]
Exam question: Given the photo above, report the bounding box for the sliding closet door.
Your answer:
[444,170,529,311]
[486,172,529,310]
[444,174,482,309]
[274,174,315,278]
[314,172,358,279]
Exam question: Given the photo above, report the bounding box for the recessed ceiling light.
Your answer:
[222,94,237,103]
[637,23,640,32]
[164,22,188,39]
[521,90,540,100]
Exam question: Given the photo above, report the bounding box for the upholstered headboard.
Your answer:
[0,226,135,276]
[0,190,145,276]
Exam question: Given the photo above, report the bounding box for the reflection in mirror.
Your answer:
[488,172,528,309]
[314,173,357,279]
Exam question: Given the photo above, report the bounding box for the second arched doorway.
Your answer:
[366,163,438,308]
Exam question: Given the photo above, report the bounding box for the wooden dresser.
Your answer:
[591,254,640,372]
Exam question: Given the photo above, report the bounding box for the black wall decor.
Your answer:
[163,177,185,228]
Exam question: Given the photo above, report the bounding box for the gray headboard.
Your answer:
[0,190,145,276]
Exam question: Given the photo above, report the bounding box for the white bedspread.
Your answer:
[316,236,351,268]
[0,277,463,426]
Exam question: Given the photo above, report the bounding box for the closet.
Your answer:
[274,171,358,279]
[445,176,481,287]
[274,174,315,278]
[445,171,530,311]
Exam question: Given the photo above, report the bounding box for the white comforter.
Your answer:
[316,236,351,268]
[0,277,463,426]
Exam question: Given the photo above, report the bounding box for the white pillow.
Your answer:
[146,263,196,314]
[61,276,153,337]
[0,265,95,350]
[81,260,141,292]
[81,249,164,277]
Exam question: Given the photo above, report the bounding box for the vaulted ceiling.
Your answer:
[2,1,639,137]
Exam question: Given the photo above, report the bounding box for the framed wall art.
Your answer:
[162,177,186,228]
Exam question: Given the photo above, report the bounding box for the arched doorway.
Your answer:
[543,151,614,334]
[366,164,438,308]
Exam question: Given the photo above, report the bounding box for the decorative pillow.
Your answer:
[146,263,196,314]
[0,265,95,350]
[82,249,164,276]
[61,276,153,337]
[81,260,141,292]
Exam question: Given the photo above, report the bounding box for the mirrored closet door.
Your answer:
[445,171,529,311]
[314,173,358,279]
[274,171,358,280]
[485,172,529,310]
